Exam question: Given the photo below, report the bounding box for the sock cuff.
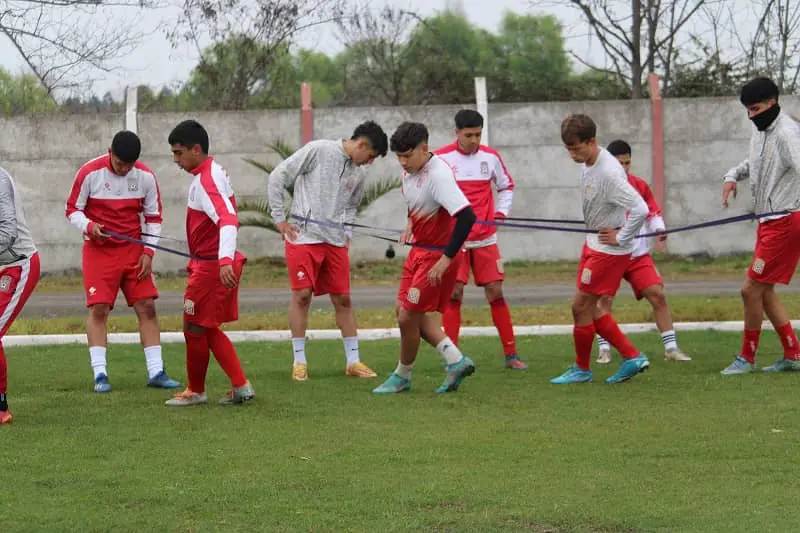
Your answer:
[593,314,613,327]
[489,298,507,308]
[574,324,596,334]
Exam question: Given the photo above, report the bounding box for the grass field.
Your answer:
[2,331,799,532]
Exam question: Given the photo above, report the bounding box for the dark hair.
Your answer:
[390,122,429,153]
[111,130,141,163]
[561,114,597,145]
[740,77,779,106]
[168,120,210,154]
[455,109,483,129]
[351,121,388,157]
[606,140,632,157]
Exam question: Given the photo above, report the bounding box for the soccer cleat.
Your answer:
[372,373,412,394]
[720,356,756,375]
[346,361,378,378]
[550,365,592,384]
[292,363,308,381]
[436,356,476,394]
[147,370,182,389]
[597,349,612,364]
[165,389,208,407]
[504,354,528,370]
[665,349,691,362]
[0,410,12,424]
[219,381,256,405]
[762,358,800,373]
[94,373,112,393]
[606,354,650,384]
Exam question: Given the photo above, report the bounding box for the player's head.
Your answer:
[740,77,780,130]
[347,121,389,166]
[606,139,632,172]
[109,130,141,176]
[168,120,210,172]
[561,114,598,164]
[390,122,430,174]
[454,109,483,154]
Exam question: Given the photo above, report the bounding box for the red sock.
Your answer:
[489,298,517,355]
[740,328,761,364]
[184,330,210,394]
[442,300,462,346]
[207,328,247,388]
[594,314,640,359]
[0,343,7,395]
[775,323,800,360]
[573,324,596,370]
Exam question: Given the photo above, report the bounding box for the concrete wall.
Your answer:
[1,96,789,274]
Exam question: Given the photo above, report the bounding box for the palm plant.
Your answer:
[238,139,402,233]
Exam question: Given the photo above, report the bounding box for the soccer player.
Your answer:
[0,167,40,424]
[164,120,255,406]
[267,121,389,382]
[595,140,691,364]
[434,109,527,370]
[719,77,800,375]
[65,131,181,393]
[551,114,651,385]
[372,122,478,394]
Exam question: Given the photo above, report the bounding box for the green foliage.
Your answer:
[0,68,56,116]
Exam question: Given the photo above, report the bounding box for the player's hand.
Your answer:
[655,229,667,243]
[137,254,153,280]
[220,264,237,289]
[722,181,737,208]
[399,228,413,245]
[88,222,107,241]
[276,221,299,242]
[598,227,619,246]
[428,255,451,286]
[494,212,506,222]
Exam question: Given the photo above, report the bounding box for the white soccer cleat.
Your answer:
[596,349,612,364]
[665,349,691,361]
[165,389,208,407]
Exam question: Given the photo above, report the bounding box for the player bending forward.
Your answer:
[0,167,41,424]
[165,120,255,406]
[435,109,527,370]
[373,122,478,395]
[65,131,181,393]
[719,77,800,375]
[596,140,690,364]
[551,114,651,385]
[268,121,388,381]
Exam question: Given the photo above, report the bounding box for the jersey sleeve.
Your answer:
[141,171,163,257]
[606,172,648,247]
[430,162,471,216]
[777,126,800,176]
[65,164,93,234]
[490,150,514,216]
[267,142,318,224]
[723,159,749,183]
[0,171,18,254]
[199,170,239,265]
[344,175,366,239]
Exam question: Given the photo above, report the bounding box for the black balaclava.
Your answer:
[740,77,781,131]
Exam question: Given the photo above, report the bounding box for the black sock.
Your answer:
[0,393,7,411]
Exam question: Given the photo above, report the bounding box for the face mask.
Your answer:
[751,103,781,131]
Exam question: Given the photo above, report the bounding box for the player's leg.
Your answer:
[420,312,475,394]
[82,245,120,393]
[165,319,210,406]
[373,303,421,394]
[441,249,469,345]
[595,295,613,364]
[0,342,8,424]
[285,242,321,381]
[762,286,800,371]
[552,287,598,384]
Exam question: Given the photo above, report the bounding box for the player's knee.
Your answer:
[331,294,352,310]
[397,307,415,329]
[741,280,764,303]
[484,282,503,302]
[133,299,157,320]
[451,284,464,301]
[597,296,613,313]
[89,304,111,321]
[644,287,666,309]
[571,293,594,319]
[292,289,313,309]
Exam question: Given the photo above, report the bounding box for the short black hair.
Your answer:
[455,109,483,129]
[740,77,779,106]
[390,122,429,153]
[607,140,632,157]
[111,130,141,163]
[168,120,210,154]
[561,114,597,145]
[351,121,388,157]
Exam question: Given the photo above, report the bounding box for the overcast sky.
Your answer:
[0,0,764,99]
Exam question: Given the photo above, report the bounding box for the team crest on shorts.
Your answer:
[580,267,592,285]
[407,287,420,304]
[184,299,195,315]
[480,161,490,176]
[88,286,96,296]
[0,275,10,292]
[752,258,765,275]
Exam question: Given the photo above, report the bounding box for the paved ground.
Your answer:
[19,279,800,318]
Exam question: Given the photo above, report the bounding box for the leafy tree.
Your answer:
[0,68,57,115]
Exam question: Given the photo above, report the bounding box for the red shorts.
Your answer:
[398,249,463,313]
[82,242,158,309]
[456,244,505,286]
[624,254,663,300]
[0,253,40,338]
[576,245,631,297]
[183,253,246,329]
[748,212,800,285]
[285,242,350,296]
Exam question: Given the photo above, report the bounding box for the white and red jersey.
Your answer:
[186,157,240,266]
[402,155,471,248]
[627,174,666,258]
[433,142,514,248]
[65,154,163,255]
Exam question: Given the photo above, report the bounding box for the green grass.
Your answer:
[2,332,800,532]
[34,252,759,293]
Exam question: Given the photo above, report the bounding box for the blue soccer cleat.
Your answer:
[436,356,476,394]
[94,373,112,393]
[762,358,800,373]
[550,364,592,384]
[720,356,756,375]
[147,370,182,389]
[372,373,412,394]
[606,354,650,384]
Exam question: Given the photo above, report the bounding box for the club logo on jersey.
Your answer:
[580,268,592,285]
[127,179,138,192]
[183,299,195,315]
[0,275,10,292]
[407,288,420,304]
[104,182,111,191]
[480,161,490,176]
[752,258,765,275]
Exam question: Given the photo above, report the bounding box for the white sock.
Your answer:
[436,337,464,365]
[661,330,678,351]
[343,336,360,366]
[89,346,107,379]
[292,337,307,365]
[143,345,164,379]
[394,361,414,378]
[597,335,611,351]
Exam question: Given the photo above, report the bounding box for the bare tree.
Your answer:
[0,0,156,94]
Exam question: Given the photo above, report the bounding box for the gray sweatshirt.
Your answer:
[0,167,37,266]
[723,111,800,222]
[267,139,365,247]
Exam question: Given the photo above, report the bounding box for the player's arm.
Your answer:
[199,173,239,268]
[141,172,164,258]
[609,177,649,247]
[723,159,750,183]
[777,127,800,178]
[491,151,515,219]
[65,165,104,239]
[636,179,665,232]
[0,172,18,255]
[343,176,366,244]
[431,170,477,259]
[267,142,318,235]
